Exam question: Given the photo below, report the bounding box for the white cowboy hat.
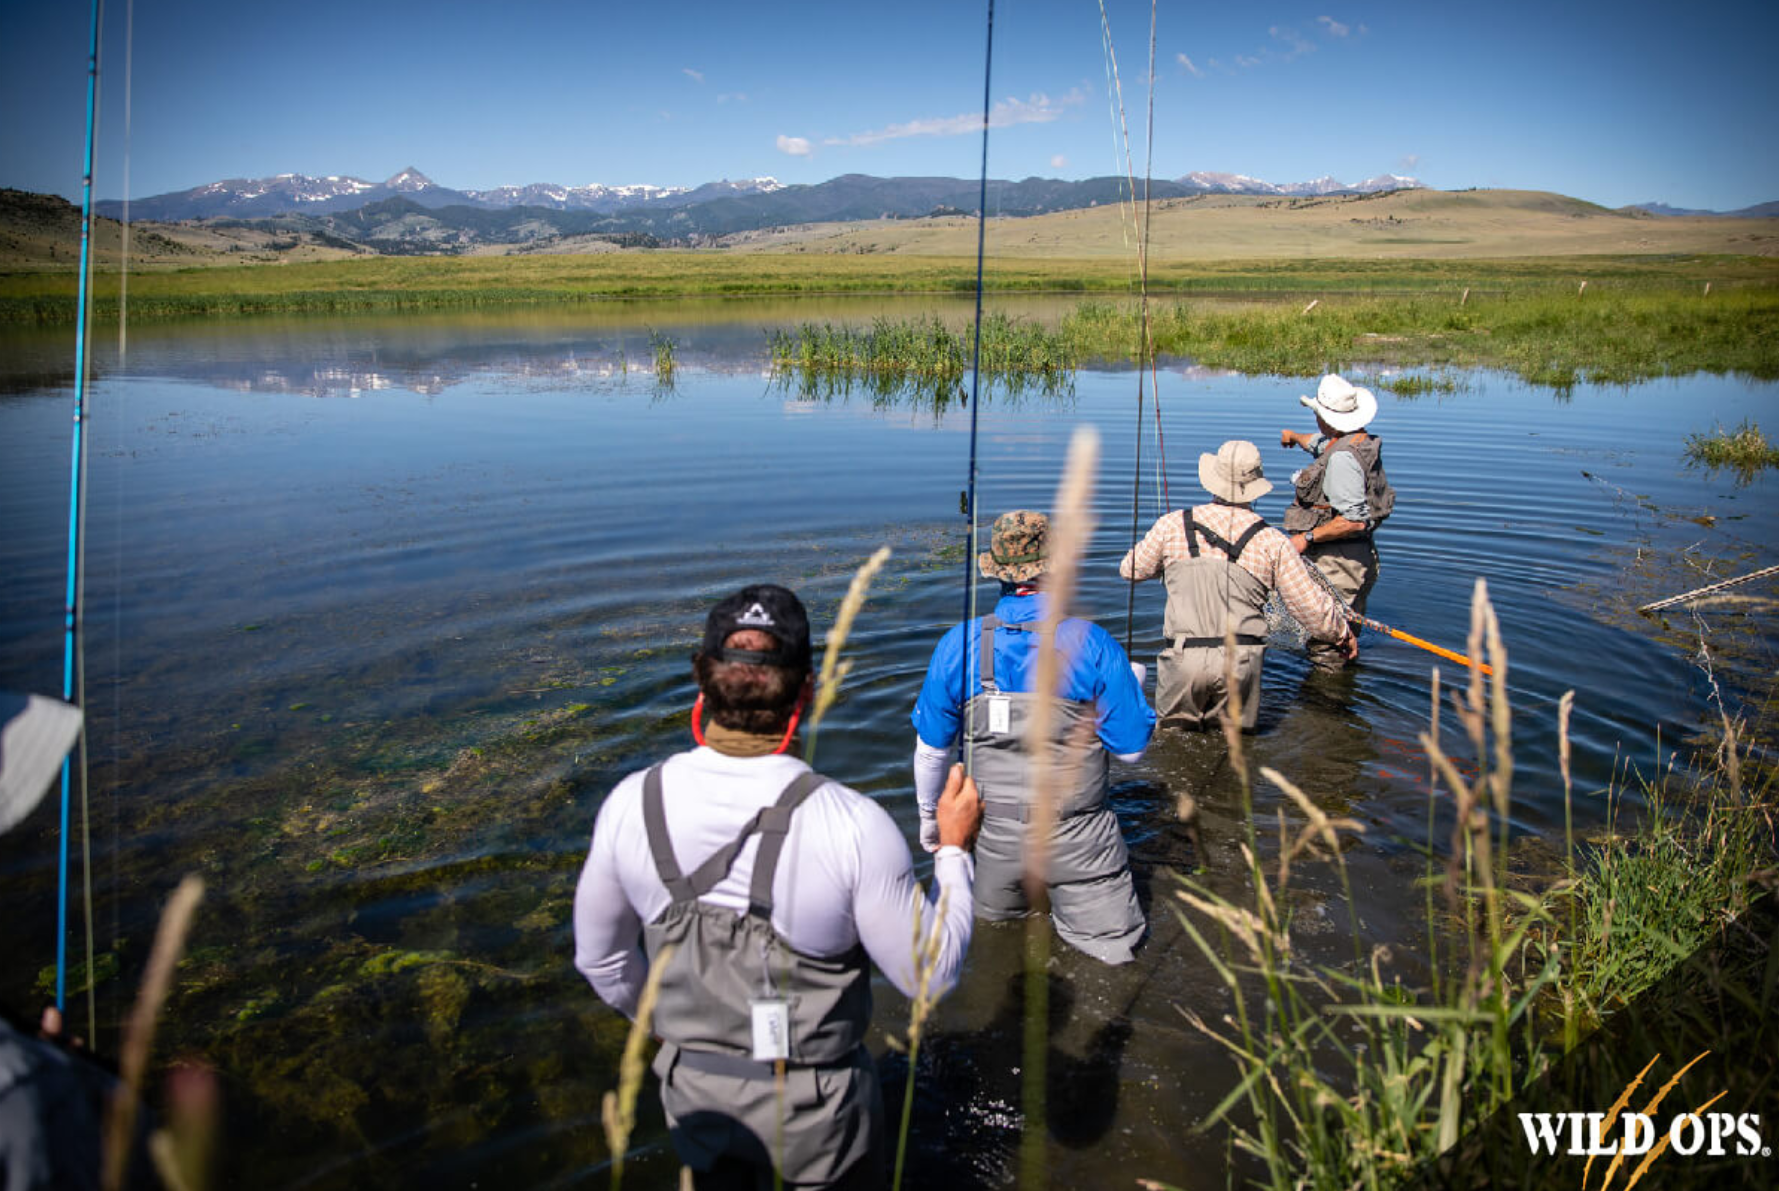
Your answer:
[1299,374,1378,434]
[1197,439,1273,504]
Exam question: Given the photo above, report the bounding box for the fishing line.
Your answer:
[1105,0,1171,657]
[1097,6,1135,256]
[99,0,137,1044]
[959,0,995,776]
[1099,1,1146,656]
[1139,0,1170,515]
[58,0,105,1021]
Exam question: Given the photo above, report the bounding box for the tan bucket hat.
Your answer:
[978,510,1049,583]
[1197,439,1273,504]
[1299,373,1378,434]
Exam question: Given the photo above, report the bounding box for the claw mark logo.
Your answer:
[1516,1052,1768,1189]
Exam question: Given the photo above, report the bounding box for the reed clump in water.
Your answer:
[648,330,677,385]
[1682,418,1779,479]
[767,314,1076,403]
[1159,581,1776,1190]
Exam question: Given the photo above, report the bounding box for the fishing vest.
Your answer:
[963,616,1110,823]
[1282,433,1396,533]
[1162,510,1271,650]
[639,764,871,1078]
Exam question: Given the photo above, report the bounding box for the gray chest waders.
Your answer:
[640,764,871,1075]
[1157,511,1271,730]
[1283,438,1390,666]
[639,765,884,1183]
[963,618,1145,964]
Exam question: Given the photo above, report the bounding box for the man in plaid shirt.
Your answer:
[1119,440,1356,729]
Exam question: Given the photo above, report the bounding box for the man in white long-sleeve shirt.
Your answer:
[574,584,981,1190]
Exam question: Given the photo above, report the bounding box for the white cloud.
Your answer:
[1177,52,1203,78]
[1234,54,1261,68]
[1317,15,1350,38]
[717,92,747,105]
[824,88,1085,148]
[1399,153,1420,171]
[776,135,813,157]
[683,68,704,83]
[1051,154,1068,170]
[1269,25,1315,59]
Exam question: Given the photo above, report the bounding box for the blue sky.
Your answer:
[5,0,1775,212]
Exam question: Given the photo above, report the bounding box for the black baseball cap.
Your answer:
[700,584,812,669]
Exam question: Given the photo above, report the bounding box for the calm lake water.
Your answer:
[1,301,1774,1189]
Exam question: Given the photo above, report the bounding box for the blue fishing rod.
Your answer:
[958,0,994,776]
[58,0,105,1014]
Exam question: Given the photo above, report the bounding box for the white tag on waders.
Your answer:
[750,998,791,1062]
[987,695,1011,735]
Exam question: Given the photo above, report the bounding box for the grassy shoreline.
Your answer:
[8,253,1776,386]
[4,252,1776,321]
[762,290,1779,389]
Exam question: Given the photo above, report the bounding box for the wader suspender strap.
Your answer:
[977,616,1093,824]
[641,764,828,914]
[1172,513,1270,650]
[1181,510,1268,563]
[978,614,1029,693]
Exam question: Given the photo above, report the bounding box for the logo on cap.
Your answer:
[737,603,774,627]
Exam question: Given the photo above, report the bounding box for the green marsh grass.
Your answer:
[765,287,1779,400]
[767,313,1076,405]
[1154,583,1776,1190]
[648,330,677,385]
[1682,419,1779,479]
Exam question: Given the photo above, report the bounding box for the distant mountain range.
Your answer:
[1630,200,1779,219]
[95,166,1428,227]
[66,167,1776,257]
[94,168,787,221]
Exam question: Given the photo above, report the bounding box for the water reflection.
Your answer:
[0,309,1773,1189]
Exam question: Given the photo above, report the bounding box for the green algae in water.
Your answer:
[36,950,120,998]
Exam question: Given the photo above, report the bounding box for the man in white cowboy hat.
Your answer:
[1119,441,1356,730]
[1281,374,1397,670]
[911,510,1155,965]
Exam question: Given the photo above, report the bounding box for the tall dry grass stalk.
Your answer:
[889,885,952,1191]
[1166,579,1563,1188]
[1155,570,1776,1190]
[104,873,204,1191]
[602,942,677,1191]
[1018,425,1099,1188]
[804,545,892,765]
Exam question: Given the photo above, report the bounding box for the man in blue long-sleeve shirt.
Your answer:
[911,510,1156,965]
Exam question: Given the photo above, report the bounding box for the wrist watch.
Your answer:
[1304,528,1317,545]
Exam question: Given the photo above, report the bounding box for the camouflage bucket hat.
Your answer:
[978,510,1050,583]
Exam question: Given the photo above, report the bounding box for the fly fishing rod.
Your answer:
[56,0,105,1018]
[1347,609,1493,677]
[1299,557,1493,677]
